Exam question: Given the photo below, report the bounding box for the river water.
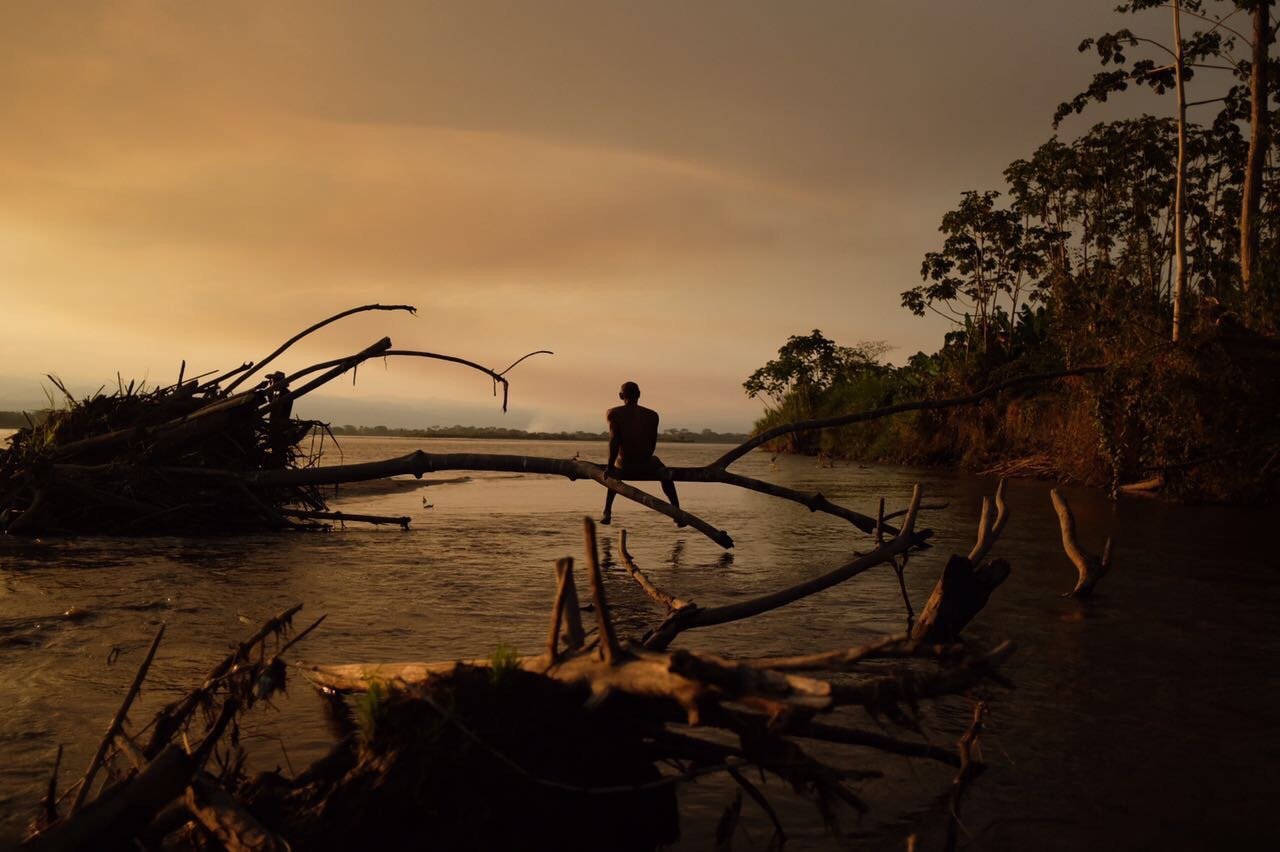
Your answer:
[1,435,1276,849]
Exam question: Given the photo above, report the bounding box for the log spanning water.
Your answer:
[0,299,1099,540]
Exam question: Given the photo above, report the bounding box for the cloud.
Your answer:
[0,1,1172,429]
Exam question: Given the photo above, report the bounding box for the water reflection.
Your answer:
[0,436,1276,849]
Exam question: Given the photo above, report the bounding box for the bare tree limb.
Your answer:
[619,529,693,613]
[225,303,416,394]
[278,337,393,404]
[913,480,1012,644]
[945,701,988,852]
[71,623,166,813]
[643,487,928,649]
[1050,488,1112,596]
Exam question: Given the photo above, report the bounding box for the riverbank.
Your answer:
[751,324,1280,503]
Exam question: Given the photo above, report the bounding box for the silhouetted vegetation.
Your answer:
[747,2,1280,502]
[0,410,44,429]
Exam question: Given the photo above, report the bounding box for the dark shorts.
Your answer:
[616,455,666,477]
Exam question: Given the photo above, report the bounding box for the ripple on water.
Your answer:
[1,438,1277,848]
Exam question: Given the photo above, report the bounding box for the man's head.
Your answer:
[619,381,641,403]
[266,371,287,389]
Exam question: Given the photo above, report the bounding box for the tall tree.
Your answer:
[1054,0,1272,334]
[1241,0,1273,295]
[1173,0,1190,340]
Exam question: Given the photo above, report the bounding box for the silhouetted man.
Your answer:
[601,381,681,525]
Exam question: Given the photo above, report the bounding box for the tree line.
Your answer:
[745,1,1280,501]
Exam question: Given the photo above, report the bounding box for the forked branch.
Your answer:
[912,480,1012,644]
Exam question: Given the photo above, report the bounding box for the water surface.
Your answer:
[1,435,1276,849]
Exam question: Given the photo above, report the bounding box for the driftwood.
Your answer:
[70,622,166,812]
[184,774,288,852]
[0,304,552,535]
[944,700,988,852]
[281,508,411,529]
[23,506,1020,850]
[294,517,1014,847]
[1050,488,1113,596]
[224,303,417,394]
[912,480,1013,644]
[23,606,315,851]
[642,487,928,648]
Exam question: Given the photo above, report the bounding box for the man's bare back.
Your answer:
[605,403,660,469]
[601,381,681,524]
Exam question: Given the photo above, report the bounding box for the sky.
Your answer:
[0,1,1171,431]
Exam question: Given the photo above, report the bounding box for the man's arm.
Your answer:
[605,411,620,475]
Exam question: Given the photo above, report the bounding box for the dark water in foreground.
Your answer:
[1,436,1277,849]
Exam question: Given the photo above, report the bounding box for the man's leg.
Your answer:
[601,487,617,524]
[652,456,685,526]
[662,480,686,527]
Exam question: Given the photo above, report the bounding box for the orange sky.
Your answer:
[0,1,1157,430]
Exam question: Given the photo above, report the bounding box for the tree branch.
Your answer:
[225,304,416,394]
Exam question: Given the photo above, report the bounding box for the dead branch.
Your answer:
[944,701,988,852]
[912,481,1012,644]
[825,642,1014,710]
[583,517,622,664]
[735,633,967,673]
[385,349,552,412]
[556,557,586,651]
[231,451,735,547]
[547,559,573,663]
[184,774,288,852]
[224,303,416,394]
[1050,488,1112,596]
[618,529,693,612]
[229,451,933,549]
[281,509,410,529]
[21,746,196,852]
[967,479,1009,565]
[279,337,393,404]
[142,604,303,758]
[712,706,960,767]
[642,487,927,649]
[70,622,166,812]
[38,746,62,831]
[285,348,554,413]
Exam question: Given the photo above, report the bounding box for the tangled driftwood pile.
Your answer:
[20,477,1033,851]
[0,305,552,535]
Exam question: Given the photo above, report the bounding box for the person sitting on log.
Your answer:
[265,371,294,467]
[601,381,682,525]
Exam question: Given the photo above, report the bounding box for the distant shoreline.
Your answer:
[323,425,748,444]
[0,413,748,444]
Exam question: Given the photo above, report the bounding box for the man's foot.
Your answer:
[600,513,612,525]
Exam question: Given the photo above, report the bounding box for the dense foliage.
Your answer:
[746,1,1280,500]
